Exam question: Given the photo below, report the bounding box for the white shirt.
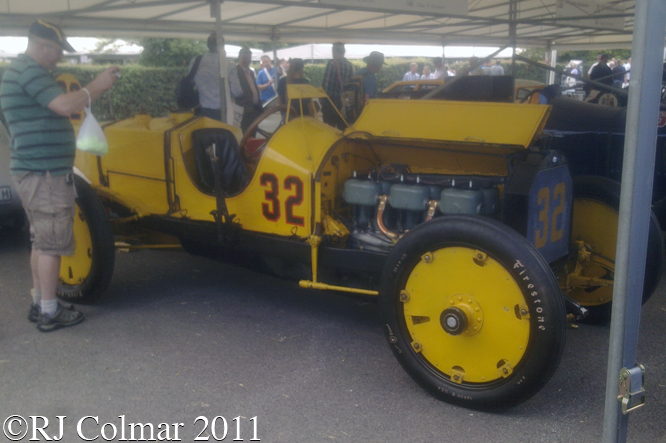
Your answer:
[403,71,421,81]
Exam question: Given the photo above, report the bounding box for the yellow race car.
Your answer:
[58,78,663,411]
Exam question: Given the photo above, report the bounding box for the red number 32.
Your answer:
[260,173,304,226]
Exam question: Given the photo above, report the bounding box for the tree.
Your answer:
[138,38,207,67]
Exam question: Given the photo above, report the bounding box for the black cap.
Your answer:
[29,20,75,52]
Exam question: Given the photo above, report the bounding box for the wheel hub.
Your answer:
[440,307,467,335]
[439,294,484,336]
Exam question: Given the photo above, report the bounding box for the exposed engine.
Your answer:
[342,166,504,251]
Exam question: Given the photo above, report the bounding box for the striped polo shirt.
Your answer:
[0,54,75,176]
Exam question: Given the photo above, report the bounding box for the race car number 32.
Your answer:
[260,173,305,226]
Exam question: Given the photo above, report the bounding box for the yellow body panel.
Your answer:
[350,99,550,149]
[225,117,339,236]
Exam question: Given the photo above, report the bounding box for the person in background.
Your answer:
[564,61,579,88]
[0,20,120,331]
[256,55,277,105]
[421,65,434,79]
[588,53,602,77]
[588,53,614,97]
[280,59,289,76]
[403,62,420,81]
[277,58,311,115]
[191,33,222,120]
[469,57,485,75]
[612,59,626,89]
[357,51,385,102]
[228,46,263,135]
[433,57,447,79]
[623,57,631,87]
[490,60,504,75]
[321,42,354,130]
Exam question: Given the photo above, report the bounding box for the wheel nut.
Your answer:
[399,290,410,302]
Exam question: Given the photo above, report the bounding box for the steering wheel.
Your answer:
[240,104,294,164]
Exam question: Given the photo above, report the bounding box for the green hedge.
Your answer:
[0,63,187,123]
[0,58,552,125]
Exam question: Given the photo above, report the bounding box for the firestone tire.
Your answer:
[57,175,115,304]
[379,216,567,410]
[569,176,664,323]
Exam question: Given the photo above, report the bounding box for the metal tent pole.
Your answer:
[211,0,228,123]
[547,41,556,85]
[272,26,281,86]
[602,0,666,441]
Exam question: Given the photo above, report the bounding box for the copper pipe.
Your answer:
[376,195,399,241]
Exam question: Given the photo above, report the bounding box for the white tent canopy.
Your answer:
[260,43,515,62]
[0,0,649,50]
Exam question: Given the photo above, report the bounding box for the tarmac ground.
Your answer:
[1,230,665,443]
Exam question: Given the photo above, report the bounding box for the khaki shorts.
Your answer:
[12,171,77,256]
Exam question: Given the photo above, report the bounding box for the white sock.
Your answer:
[31,288,42,305]
[41,299,58,316]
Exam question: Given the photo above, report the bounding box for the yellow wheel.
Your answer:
[60,204,94,287]
[564,176,663,322]
[57,175,115,303]
[380,216,566,410]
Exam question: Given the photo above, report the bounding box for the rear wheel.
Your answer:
[563,176,663,323]
[57,175,115,303]
[380,216,566,410]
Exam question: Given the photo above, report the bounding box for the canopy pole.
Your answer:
[211,0,228,123]
[509,0,517,75]
[602,0,666,442]
[272,26,281,84]
[546,41,556,85]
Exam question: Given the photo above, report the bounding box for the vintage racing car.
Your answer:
[54,79,663,410]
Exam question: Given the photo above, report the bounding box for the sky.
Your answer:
[0,37,141,56]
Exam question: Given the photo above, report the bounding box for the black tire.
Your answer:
[567,175,664,323]
[57,175,115,303]
[380,216,567,410]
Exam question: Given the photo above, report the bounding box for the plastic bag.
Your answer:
[76,90,108,156]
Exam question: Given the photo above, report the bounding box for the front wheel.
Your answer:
[380,216,566,410]
[57,175,115,303]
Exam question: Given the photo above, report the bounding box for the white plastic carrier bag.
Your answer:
[76,88,108,156]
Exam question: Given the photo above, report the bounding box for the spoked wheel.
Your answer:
[57,175,115,303]
[560,176,663,323]
[380,216,566,410]
[240,105,293,164]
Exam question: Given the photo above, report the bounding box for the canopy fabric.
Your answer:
[0,0,644,50]
[260,43,518,61]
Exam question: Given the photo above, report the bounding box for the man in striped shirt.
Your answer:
[322,42,355,130]
[0,20,120,332]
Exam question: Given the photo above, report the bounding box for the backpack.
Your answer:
[176,56,203,109]
[341,73,368,124]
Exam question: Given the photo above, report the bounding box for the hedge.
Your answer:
[0,58,550,124]
[0,63,186,123]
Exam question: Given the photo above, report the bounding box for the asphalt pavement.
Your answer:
[1,230,665,443]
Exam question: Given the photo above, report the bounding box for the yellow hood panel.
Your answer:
[348,99,550,149]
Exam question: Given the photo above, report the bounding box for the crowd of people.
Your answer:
[187,39,393,131]
[561,53,631,101]
[401,58,456,80]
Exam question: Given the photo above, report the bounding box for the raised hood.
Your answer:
[347,99,551,150]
